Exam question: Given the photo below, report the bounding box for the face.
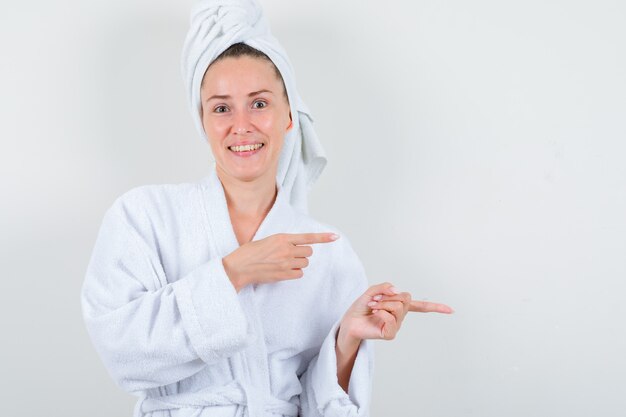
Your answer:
[200,55,292,185]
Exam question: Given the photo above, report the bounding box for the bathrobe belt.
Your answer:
[137,381,299,416]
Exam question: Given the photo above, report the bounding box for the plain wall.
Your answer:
[1,0,625,416]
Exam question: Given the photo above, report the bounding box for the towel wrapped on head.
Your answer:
[181,0,326,213]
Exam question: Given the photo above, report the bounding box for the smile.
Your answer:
[228,143,264,152]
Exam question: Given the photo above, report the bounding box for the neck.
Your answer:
[216,166,278,218]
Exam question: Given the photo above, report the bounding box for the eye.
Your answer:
[252,100,267,109]
[213,105,229,113]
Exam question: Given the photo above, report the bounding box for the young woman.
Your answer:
[81,2,452,416]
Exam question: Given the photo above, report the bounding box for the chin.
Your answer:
[219,164,273,184]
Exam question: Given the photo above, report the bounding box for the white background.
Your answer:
[1,0,625,416]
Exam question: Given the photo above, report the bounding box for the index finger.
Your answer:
[409,300,454,314]
[286,232,339,245]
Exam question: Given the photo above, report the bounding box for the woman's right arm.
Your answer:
[81,203,248,394]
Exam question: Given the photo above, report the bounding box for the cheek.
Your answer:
[253,111,289,134]
[249,113,273,131]
[202,115,230,139]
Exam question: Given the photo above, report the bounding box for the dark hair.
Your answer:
[202,42,288,102]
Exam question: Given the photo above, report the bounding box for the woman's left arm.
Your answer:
[298,234,454,417]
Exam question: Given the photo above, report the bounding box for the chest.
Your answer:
[229,211,265,247]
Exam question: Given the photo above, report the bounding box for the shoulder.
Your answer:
[105,178,204,231]
[111,178,201,212]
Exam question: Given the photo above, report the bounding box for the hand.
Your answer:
[337,282,453,345]
[222,232,338,292]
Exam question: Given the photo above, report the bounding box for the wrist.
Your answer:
[336,321,361,354]
[222,256,246,293]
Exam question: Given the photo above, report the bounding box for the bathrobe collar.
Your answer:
[200,165,296,258]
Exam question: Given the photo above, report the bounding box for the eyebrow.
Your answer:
[206,89,274,102]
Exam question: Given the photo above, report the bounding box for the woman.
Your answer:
[81,2,453,416]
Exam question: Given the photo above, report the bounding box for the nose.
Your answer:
[233,111,252,135]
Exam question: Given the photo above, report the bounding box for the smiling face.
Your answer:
[200,55,293,185]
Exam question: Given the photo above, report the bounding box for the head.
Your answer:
[200,42,293,185]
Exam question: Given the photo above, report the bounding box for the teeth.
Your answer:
[230,143,264,152]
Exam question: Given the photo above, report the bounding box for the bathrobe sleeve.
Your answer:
[298,236,375,417]
[80,198,248,393]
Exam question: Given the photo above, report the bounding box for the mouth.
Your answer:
[228,142,265,157]
[228,143,264,152]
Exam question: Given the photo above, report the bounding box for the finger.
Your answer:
[409,300,454,314]
[360,309,389,340]
[372,309,398,340]
[285,232,339,245]
[368,300,406,323]
[372,292,412,304]
[376,294,451,314]
[290,257,309,269]
[363,282,399,298]
[282,268,304,280]
[292,245,313,258]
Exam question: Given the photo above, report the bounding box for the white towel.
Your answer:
[181,0,327,214]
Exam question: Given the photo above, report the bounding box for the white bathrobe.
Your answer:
[81,166,374,417]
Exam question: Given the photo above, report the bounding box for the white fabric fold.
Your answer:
[135,380,299,417]
[298,236,375,417]
[81,195,250,393]
[181,0,327,214]
[300,320,374,417]
[172,257,249,365]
